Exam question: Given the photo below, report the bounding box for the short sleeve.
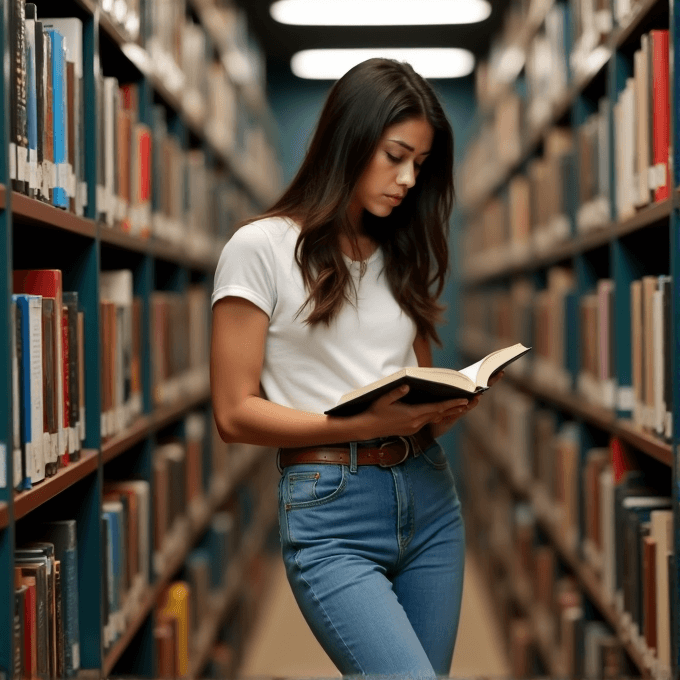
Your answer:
[212,223,277,318]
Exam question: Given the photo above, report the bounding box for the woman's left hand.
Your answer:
[430,370,504,438]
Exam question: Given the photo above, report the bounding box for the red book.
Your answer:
[62,308,70,465]
[138,126,152,238]
[651,29,670,202]
[13,270,66,466]
[21,576,37,678]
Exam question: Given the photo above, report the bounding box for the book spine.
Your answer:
[11,301,23,491]
[14,297,33,489]
[651,29,670,202]
[11,0,28,194]
[54,560,65,679]
[62,307,71,463]
[25,15,38,197]
[47,29,68,208]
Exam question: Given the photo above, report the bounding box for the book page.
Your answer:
[458,358,485,384]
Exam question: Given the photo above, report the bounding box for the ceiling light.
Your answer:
[291,48,475,79]
[271,0,492,25]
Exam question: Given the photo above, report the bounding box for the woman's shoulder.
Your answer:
[236,215,301,242]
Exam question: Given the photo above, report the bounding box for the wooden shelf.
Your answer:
[13,450,99,522]
[103,446,270,676]
[462,199,673,286]
[151,238,219,272]
[99,226,152,256]
[102,385,211,464]
[457,335,673,466]
[9,191,97,239]
[510,375,673,466]
[465,420,655,679]
[0,502,8,530]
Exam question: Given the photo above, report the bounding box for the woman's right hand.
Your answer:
[355,385,470,439]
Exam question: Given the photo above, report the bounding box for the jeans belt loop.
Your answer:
[276,447,283,474]
[349,441,358,473]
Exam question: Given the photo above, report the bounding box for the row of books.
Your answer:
[8,2,278,234]
[9,4,87,213]
[461,268,673,440]
[154,478,270,678]
[13,520,80,679]
[465,448,637,680]
[461,24,669,221]
[464,385,676,679]
[97,76,260,253]
[12,270,85,491]
[12,405,265,677]
[136,0,279,202]
[150,286,210,408]
[99,269,211,440]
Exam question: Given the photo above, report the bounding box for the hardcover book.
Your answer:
[325,343,531,417]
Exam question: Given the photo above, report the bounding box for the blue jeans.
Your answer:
[277,438,466,678]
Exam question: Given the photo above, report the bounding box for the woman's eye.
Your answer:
[386,152,401,164]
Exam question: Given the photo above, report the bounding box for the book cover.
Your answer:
[25,9,38,198]
[325,343,531,417]
[13,294,44,486]
[42,298,59,474]
[63,292,80,460]
[46,28,68,208]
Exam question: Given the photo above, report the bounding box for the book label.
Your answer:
[9,143,16,180]
[17,146,27,182]
[29,149,38,190]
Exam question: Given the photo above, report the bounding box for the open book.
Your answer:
[324,343,531,417]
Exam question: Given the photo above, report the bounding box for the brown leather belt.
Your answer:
[278,426,436,471]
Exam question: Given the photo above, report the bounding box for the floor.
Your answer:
[237,549,511,678]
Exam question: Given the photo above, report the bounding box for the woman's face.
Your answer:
[349,116,434,225]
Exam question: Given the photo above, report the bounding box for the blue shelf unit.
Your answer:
[457,0,680,676]
[0,0,281,678]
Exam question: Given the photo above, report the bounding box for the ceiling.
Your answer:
[232,0,514,75]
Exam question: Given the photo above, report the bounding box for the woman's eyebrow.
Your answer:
[387,139,431,155]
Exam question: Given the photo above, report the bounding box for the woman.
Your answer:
[211,57,501,678]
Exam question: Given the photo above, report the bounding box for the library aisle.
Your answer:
[237,548,511,678]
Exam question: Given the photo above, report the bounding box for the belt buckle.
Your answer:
[377,436,410,467]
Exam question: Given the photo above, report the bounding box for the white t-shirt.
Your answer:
[212,216,418,414]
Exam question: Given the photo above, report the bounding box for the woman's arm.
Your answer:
[211,298,463,447]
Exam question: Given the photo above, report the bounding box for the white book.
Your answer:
[651,510,673,672]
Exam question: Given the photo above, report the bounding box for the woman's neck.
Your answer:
[339,232,378,262]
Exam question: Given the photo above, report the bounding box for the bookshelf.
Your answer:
[0,0,282,678]
[459,0,679,676]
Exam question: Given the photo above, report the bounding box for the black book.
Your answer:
[25,5,48,203]
[10,0,28,194]
[14,584,26,680]
[325,343,531,417]
[63,292,80,461]
[54,559,65,678]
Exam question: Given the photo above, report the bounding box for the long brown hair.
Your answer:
[256,58,454,346]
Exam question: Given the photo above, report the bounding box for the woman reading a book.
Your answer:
[211,57,502,677]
